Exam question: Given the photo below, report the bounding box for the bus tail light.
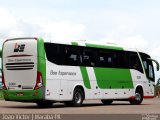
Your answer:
[33,92,39,96]
[34,72,43,90]
[2,72,7,90]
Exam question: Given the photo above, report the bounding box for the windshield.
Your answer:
[140,52,155,82]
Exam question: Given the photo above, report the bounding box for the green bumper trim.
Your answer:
[3,89,43,101]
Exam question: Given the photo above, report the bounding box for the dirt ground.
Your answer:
[0,98,160,114]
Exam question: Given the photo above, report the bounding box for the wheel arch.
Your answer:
[135,85,144,95]
[72,84,85,100]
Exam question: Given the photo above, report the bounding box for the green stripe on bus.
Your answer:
[94,68,134,89]
[71,42,91,89]
[85,43,123,50]
[37,38,46,86]
[71,42,78,46]
[80,67,91,89]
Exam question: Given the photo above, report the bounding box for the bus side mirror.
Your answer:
[147,58,159,71]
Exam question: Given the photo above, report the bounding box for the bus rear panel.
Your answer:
[2,38,44,101]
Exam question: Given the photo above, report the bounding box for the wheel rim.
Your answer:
[75,92,82,104]
[135,93,141,101]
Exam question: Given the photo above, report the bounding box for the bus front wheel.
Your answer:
[129,89,143,105]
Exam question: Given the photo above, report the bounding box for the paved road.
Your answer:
[0,98,160,114]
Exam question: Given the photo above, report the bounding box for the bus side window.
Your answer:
[81,49,95,67]
[146,60,154,80]
[118,51,129,69]
[149,65,154,79]
[110,52,119,68]
[98,52,107,67]
[143,61,147,69]
[140,52,155,81]
[98,50,119,68]
[64,46,80,66]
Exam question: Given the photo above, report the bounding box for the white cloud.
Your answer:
[0,7,86,45]
[39,21,86,42]
[148,47,160,61]
[0,7,16,29]
[0,7,28,42]
[121,35,148,50]
[99,35,148,51]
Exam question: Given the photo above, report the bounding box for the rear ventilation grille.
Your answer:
[6,62,34,70]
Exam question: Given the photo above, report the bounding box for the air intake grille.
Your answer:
[6,62,34,70]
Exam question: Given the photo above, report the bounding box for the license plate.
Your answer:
[16,93,24,96]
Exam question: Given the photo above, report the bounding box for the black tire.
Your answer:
[129,89,143,105]
[72,88,84,107]
[101,100,113,105]
[36,101,53,108]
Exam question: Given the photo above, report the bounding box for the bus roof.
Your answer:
[45,40,138,52]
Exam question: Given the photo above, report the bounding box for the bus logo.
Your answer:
[14,43,25,52]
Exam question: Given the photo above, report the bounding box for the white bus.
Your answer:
[2,37,159,107]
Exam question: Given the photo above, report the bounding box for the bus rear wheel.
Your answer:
[65,88,84,107]
[129,89,143,105]
[68,88,84,107]
[101,100,113,105]
[36,101,53,108]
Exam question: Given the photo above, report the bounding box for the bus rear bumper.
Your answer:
[3,88,44,102]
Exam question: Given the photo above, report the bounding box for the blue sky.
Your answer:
[0,0,160,79]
